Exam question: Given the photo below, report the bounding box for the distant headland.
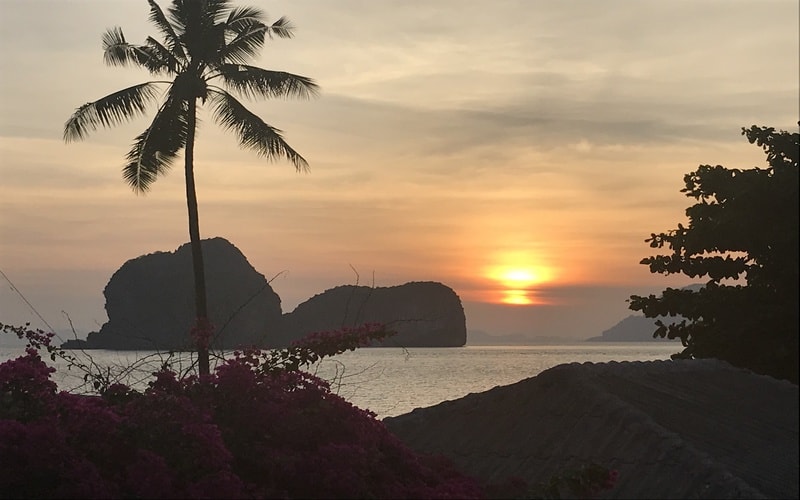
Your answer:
[585,314,681,342]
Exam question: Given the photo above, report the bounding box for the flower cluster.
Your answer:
[0,322,482,498]
[0,348,57,422]
[240,323,395,373]
[291,323,393,356]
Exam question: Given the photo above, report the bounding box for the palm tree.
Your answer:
[64,0,318,376]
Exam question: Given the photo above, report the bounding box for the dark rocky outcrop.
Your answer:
[63,238,282,350]
[62,240,466,350]
[276,282,466,347]
[586,314,680,342]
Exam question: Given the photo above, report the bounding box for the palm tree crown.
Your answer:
[64,0,318,193]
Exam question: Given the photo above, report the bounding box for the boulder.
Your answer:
[64,237,282,350]
[277,282,466,347]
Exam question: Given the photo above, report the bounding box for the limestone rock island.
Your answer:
[62,239,467,349]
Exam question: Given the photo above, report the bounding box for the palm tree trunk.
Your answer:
[184,99,211,376]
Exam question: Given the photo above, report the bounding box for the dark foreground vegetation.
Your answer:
[1,322,617,499]
[0,323,479,498]
[631,125,799,384]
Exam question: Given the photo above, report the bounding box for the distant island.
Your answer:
[61,237,467,350]
[277,281,467,347]
[586,314,680,342]
[467,314,683,346]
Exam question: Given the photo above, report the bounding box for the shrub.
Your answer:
[1,322,617,498]
[0,322,483,498]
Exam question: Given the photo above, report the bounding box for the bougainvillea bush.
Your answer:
[1,322,618,499]
[0,322,483,499]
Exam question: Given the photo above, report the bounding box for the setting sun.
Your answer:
[501,289,534,305]
[484,252,556,305]
[498,268,539,287]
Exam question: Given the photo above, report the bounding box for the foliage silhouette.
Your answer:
[63,0,318,375]
[629,125,799,383]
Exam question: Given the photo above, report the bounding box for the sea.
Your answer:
[0,343,680,418]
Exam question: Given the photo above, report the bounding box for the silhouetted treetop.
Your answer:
[630,124,799,383]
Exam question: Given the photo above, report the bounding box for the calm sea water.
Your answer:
[1,343,680,418]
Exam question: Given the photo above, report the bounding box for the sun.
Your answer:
[484,252,555,305]
[487,265,551,289]
[501,289,534,305]
[498,268,539,288]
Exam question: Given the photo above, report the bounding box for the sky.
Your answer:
[0,0,798,343]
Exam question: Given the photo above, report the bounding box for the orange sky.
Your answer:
[0,1,797,341]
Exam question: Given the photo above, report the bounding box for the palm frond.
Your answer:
[166,0,186,34]
[64,83,163,142]
[268,16,295,39]
[226,5,266,32]
[146,0,186,61]
[214,65,319,100]
[208,89,308,171]
[122,96,189,193]
[205,0,233,24]
[144,36,182,74]
[102,27,154,69]
[171,0,227,65]
[220,22,266,64]
[169,0,230,32]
